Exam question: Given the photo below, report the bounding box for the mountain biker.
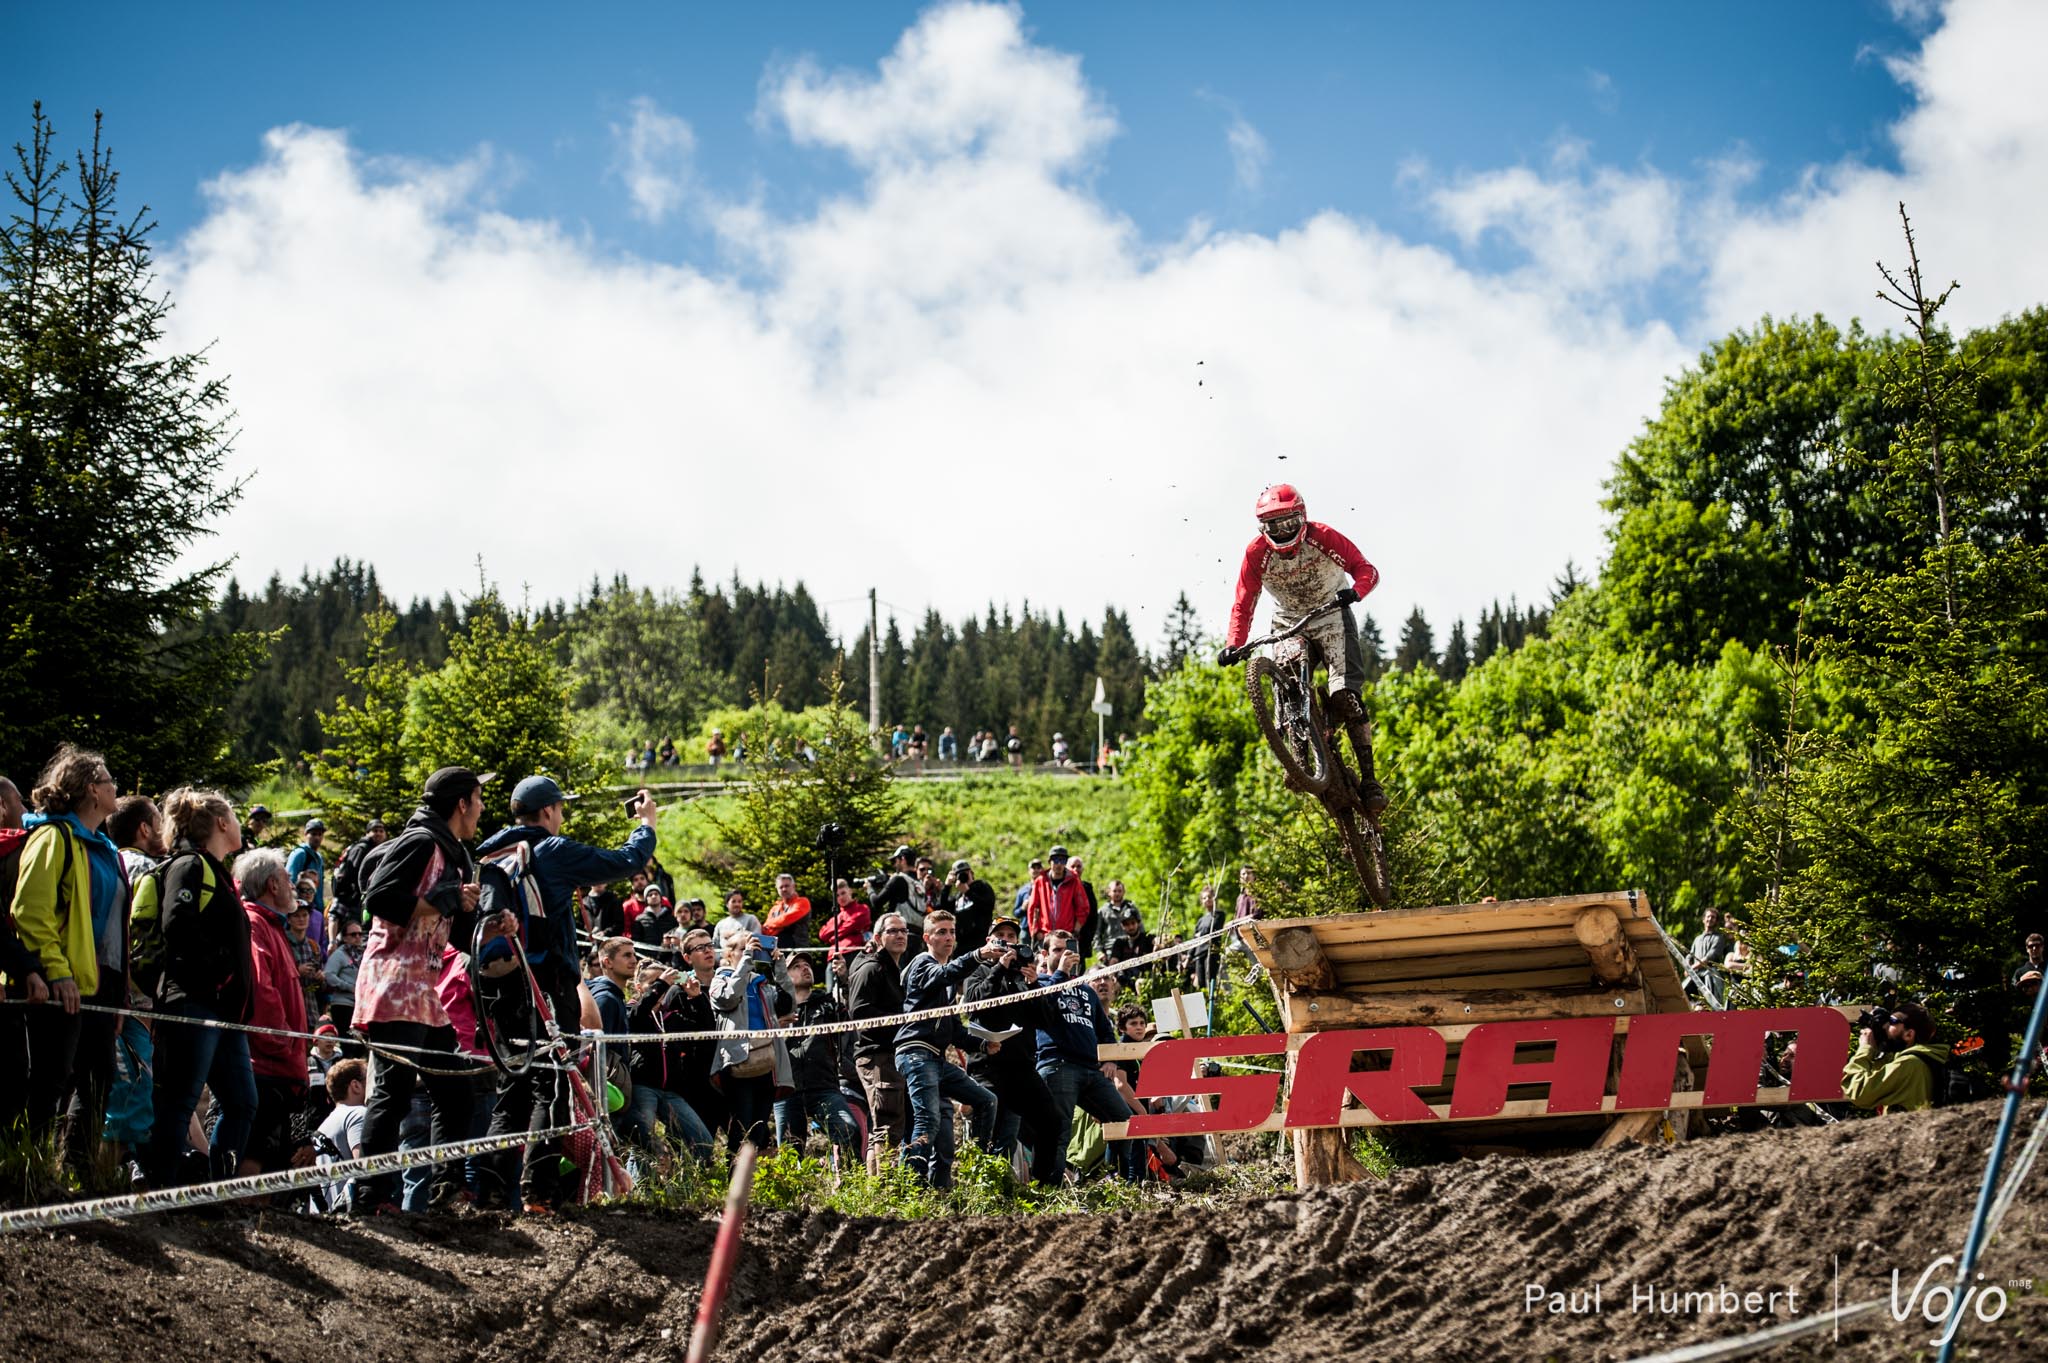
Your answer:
[1217,483,1386,812]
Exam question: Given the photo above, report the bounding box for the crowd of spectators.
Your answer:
[616,723,1131,775]
[0,746,1214,1217]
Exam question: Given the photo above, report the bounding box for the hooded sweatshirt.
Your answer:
[1843,1038,1947,1112]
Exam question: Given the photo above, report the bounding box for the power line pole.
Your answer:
[868,587,881,748]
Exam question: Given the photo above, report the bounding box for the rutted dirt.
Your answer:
[2,1102,2044,1362]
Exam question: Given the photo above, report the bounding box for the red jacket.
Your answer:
[241,899,310,1086]
[1026,872,1091,939]
[817,902,872,961]
[1227,521,1379,650]
[763,895,812,938]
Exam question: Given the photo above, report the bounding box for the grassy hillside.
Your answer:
[654,773,1200,933]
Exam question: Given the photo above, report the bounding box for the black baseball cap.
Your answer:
[423,766,494,803]
[1048,845,1069,861]
[892,845,916,862]
[950,859,971,877]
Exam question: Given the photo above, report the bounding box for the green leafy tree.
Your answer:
[1,105,265,788]
[309,607,415,832]
[568,576,728,754]
[683,678,908,905]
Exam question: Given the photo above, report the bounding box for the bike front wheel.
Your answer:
[1246,655,1333,794]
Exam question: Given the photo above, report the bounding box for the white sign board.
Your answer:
[1151,992,1210,1036]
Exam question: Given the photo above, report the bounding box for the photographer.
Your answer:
[942,859,995,955]
[962,916,1066,1185]
[472,775,658,1212]
[625,958,714,1161]
[873,846,928,956]
[1033,930,1141,1183]
[1843,1000,1946,1113]
[773,955,860,1154]
[709,931,795,1151]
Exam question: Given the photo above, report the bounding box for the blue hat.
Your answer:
[511,774,577,813]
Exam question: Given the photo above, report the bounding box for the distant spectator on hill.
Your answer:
[658,736,677,767]
[938,726,958,763]
[1006,725,1024,769]
[890,722,909,759]
[706,729,727,772]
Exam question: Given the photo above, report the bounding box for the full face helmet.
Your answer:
[1255,483,1307,555]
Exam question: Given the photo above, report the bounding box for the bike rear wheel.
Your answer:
[1331,801,1394,908]
[1246,655,1333,794]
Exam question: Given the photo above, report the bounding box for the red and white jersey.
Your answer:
[1226,522,1379,649]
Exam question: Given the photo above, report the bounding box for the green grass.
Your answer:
[653,772,1157,922]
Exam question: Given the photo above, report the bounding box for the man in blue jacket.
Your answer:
[474,776,657,1211]
[893,908,1003,1187]
[1034,931,1140,1182]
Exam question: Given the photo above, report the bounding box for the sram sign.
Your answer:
[1122,1006,1850,1138]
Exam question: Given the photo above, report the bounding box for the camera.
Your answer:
[814,822,847,850]
[1853,998,1898,1046]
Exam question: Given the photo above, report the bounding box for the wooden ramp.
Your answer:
[1235,890,1701,1181]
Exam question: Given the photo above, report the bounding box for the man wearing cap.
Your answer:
[942,859,995,956]
[1093,879,1136,962]
[240,804,272,854]
[287,818,329,920]
[1012,858,1042,917]
[351,766,488,1212]
[872,846,927,956]
[963,916,1066,1184]
[474,775,658,1212]
[1026,847,1091,947]
[1108,903,1155,969]
[331,818,388,931]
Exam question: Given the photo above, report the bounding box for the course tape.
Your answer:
[0,999,506,1073]
[579,923,1237,1045]
[0,1119,594,1236]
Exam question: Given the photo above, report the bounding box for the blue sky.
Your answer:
[14,3,1919,302]
[4,1,2038,644]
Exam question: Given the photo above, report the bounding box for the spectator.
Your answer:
[817,880,873,987]
[677,896,708,935]
[1026,846,1092,947]
[890,722,909,759]
[709,931,794,1151]
[712,887,764,952]
[706,729,727,772]
[942,859,995,955]
[284,902,324,1019]
[1189,884,1225,988]
[239,803,272,854]
[625,957,714,1161]
[307,1022,340,1095]
[1051,732,1071,766]
[324,919,366,1049]
[938,726,958,763]
[1230,866,1262,958]
[848,912,911,1172]
[1068,856,1099,953]
[872,845,927,956]
[107,794,166,882]
[672,928,729,1148]
[1034,931,1140,1182]
[908,725,928,768]
[774,955,860,1155]
[0,775,24,830]
[287,818,328,921]
[313,1057,369,1212]
[233,848,313,1176]
[1006,724,1024,769]
[630,886,683,965]
[586,936,636,1035]
[1108,906,1155,968]
[351,767,486,1214]
[1092,879,1135,960]
[657,736,677,767]
[328,818,386,928]
[584,882,627,939]
[1844,1001,1946,1113]
[8,745,133,1177]
[962,916,1067,1185]
[763,872,813,952]
[2012,934,2047,988]
[1012,858,1044,917]
[145,785,256,1187]
[893,909,1000,1187]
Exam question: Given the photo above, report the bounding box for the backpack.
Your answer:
[331,838,371,917]
[1,824,72,981]
[475,839,548,970]
[129,851,218,998]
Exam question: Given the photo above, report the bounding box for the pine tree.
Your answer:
[1158,592,1203,673]
[310,608,416,832]
[1442,620,1471,682]
[1394,608,1436,672]
[1,106,265,788]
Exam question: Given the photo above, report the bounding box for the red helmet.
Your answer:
[1255,483,1307,554]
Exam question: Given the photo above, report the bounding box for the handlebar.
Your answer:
[1231,598,1348,655]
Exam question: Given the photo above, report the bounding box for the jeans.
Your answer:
[1038,1057,1138,1183]
[722,1073,776,1152]
[773,1089,861,1153]
[147,998,258,1184]
[628,1083,714,1159]
[895,1045,995,1188]
[977,1059,1066,1184]
[398,1089,435,1211]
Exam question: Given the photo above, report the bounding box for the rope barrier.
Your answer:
[0,1119,595,1236]
[0,999,513,1074]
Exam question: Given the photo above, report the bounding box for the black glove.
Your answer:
[1217,645,1245,667]
[1334,587,1360,606]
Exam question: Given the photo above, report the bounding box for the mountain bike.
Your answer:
[1221,600,1394,908]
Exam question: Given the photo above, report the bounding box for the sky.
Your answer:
[9,0,2047,651]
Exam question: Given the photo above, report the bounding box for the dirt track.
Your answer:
[2,1101,2043,1362]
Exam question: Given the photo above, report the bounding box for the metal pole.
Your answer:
[868,588,881,748]
[686,1141,760,1363]
[1934,977,2048,1362]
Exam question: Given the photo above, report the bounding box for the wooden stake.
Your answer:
[686,1141,758,1363]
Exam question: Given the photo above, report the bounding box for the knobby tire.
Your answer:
[1245,655,1332,795]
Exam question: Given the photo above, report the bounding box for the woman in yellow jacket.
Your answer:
[6,744,131,1171]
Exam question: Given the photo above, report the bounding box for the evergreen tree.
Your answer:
[1,106,265,788]
[1441,620,1471,682]
[1394,608,1437,672]
[1357,612,1385,681]
[1158,592,1204,673]
[309,608,416,832]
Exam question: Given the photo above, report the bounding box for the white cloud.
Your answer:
[612,96,696,223]
[161,0,2048,658]
[1585,68,1618,115]
[1226,114,1270,192]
